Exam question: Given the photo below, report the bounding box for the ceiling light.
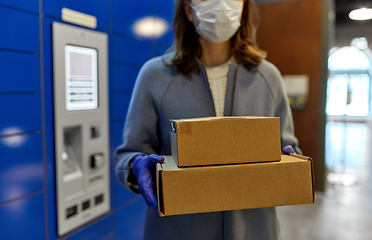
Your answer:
[132,16,169,39]
[349,8,372,21]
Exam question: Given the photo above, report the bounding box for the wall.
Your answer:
[256,0,328,190]
[0,0,173,239]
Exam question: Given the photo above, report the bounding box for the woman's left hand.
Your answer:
[282,145,296,155]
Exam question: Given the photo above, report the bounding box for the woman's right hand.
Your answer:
[132,154,164,211]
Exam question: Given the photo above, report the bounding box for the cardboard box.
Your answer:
[156,154,314,217]
[170,117,281,167]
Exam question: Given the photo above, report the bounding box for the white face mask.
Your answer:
[189,0,243,43]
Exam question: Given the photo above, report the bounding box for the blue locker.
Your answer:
[112,0,154,38]
[113,171,138,209]
[156,44,172,57]
[111,64,140,92]
[110,120,139,208]
[0,51,40,92]
[0,193,46,239]
[110,93,132,121]
[0,133,43,204]
[155,0,174,46]
[111,121,125,149]
[114,197,148,240]
[42,0,109,30]
[0,95,42,135]
[65,215,113,240]
[112,35,154,65]
[0,0,38,13]
[41,17,59,239]
[0,6,39,52]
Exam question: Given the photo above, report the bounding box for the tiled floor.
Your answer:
[277,122,372,240]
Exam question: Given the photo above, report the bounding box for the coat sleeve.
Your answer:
[114,60,162,192]
[263,63,303,155]
[275,83,302,155]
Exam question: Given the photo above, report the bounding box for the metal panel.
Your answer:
[53,22,110,236]
[43,0,109,30]
[112,35,154,65]
[0,133,43,203]
[0,194,46,239]
[0,7,39,52]
[110,64,139,92]
[0,51,40,92]
[0,95,42,136]
[0,0,39,13]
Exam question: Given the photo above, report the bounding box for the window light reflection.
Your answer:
[328,46,370,71]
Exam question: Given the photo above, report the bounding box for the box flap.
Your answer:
[156,162,164,216]
[161,156,180,171]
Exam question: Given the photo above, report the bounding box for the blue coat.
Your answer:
[115,52,301,240]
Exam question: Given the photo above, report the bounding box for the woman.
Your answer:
[115,0,300,239]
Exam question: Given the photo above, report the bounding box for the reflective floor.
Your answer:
[277,122,372,240]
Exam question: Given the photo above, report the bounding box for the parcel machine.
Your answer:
[53,22,110,236]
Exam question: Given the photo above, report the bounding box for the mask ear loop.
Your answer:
[188,1,196,10]
[187,1,199,28]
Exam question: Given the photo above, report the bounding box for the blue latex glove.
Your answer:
[282,145,296,155]
[132,154,164,211]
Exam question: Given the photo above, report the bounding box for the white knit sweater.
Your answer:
[205,60,231,117]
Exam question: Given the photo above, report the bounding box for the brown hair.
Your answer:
[171,0,266,76]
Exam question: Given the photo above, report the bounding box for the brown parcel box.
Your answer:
[156,154,314,217]
[170,117,282,167]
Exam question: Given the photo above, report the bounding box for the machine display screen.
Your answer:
[65,45,98,111]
